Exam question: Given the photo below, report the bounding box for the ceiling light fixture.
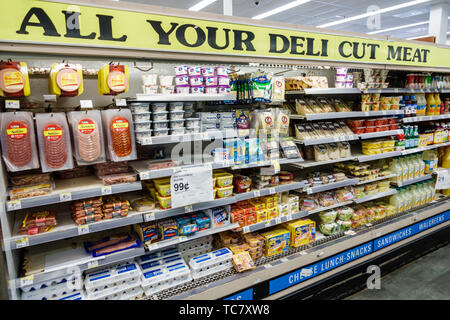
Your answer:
[367,21,429,35]
[189,0,217,12]
[317,0,431,28]
[252,0,311,20]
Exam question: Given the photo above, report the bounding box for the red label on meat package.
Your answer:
[6,122,27,139]
[111,117,129,133]
[78,118,96,134]
[43,124,63,141]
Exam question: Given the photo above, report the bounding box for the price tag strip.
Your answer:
[59,192,72,202]
[101,186,112,195]
[5,100,20,109]
[435,169,450,190]
[115,98,127,107]
[7,200,21,211]
[144,212,155,222]
[19,275,34,287]
[87,260,99,269]
[15,237,29,249]
[78,224,90,235]
[80,100,93,109]
[171,164,213,208]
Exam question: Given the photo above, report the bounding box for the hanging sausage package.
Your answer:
[35,113,74,172]
[0,60,31,97]
[0,111,39,172]
[102,108,137,162]
[49,62,84,97]
[98,63,129,95]
[67,110,106,166]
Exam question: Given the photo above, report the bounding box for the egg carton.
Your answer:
[84,261,142,292]
[141,260,192,295]
[21,272,81,293]
[180,244,213,262]
[136,247,179,266]
[176,235,213,253]
[58,290,86,300]
[86,277,141,300]
[21,274,83,300]
[139,253,184,271]
[188,248,233,279]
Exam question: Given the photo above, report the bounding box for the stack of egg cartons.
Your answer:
[130,102,152,143]
[137,247,192,297]
[198,111,236,136]
[21,272,84,300]
[188,247,233,280]
[83,261,143,300]
[177,235,214,262]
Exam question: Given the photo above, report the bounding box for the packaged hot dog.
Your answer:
[0,60,31,97]
[67,110,106,165]
[98,63,129,95]
[102,109,137,162]
[35,113,74,172]
[49,62,84,97]
[0,111,39,172]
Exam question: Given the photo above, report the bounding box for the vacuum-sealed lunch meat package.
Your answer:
[0,111,39,172]
[102,109,137,162]
[0,60,31,97]
[49,62,84,97]
[35,113,74,172]
[67,110,106,165]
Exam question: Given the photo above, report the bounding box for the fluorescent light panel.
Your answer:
[367,21,429,35]
[317,0,432,28]
[189,0,217,11]
[252,0,311,20]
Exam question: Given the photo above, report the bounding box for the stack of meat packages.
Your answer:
[102,196,130,220]
[71,196,130,225]
[94,161,137,186]
[18,210,57,235]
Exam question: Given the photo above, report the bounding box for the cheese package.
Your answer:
[98,63,129,95]
[49,62,84,97]
[0,60,30,97]
[285,219,316,248]
[261,227,290,257]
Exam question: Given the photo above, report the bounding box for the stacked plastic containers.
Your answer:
[177,235,214,262]
[188,247,233,279]
[335,67,353,88]
[83,261,143,300]
[137,247,192,296]
[21,272,84,300]
[174,65,231,95]
[142,74,175,94]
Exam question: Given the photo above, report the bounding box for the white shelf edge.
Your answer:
[353,189,398,204]
[394,174,434,187]
[357,174,397,185]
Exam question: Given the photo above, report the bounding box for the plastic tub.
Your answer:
[185,126,200,134]
[216,185,233,198]
[361,102,371,112]
[217,76,230,86]
[205,76,218,87]
[156,194,172,209]
[184,111,196,118]
[175,85,190,94]
[189,76,204,86]
[188,66,202,76]
[352,127,365,134]
[154,179,171,197]
[390,104,400,110]
[170,128,185,135]
[218,86,231,94]
[153,128,169,136]
[168,102,184,111]
[152,111,168,121]
[142,74,158,86]
[365,126,376,133]
[389,123,399,130]
[375,125,389,132]
[184,102,195,110]
[364,119,376,126]
[185,118,200,128]
[216,66,229,76]
[205,86,218,94]
[161,86,174,94]
[348,120,364,128]
[214,172,233,187]
[130,104,150,114]
[152,120,169,129]
[381,103,391,110]
[136,130,152,140]
[175,75,189,86]
[371,102,380,111]
[201,67,215,76]
[133,112,151,123]
[134,122,152,132]
[375,118,387,126]
[190,86,204,94]
[143,85,158,94]
[170,120,185,129]
[151,103,167,113]
[174,65,188,76]
[170,111,185,120]
[159,75,174,86]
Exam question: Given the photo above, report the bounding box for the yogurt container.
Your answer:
[159,75,174,86]
[170,120,185,129]
[133,112,151,123]
[201,67,215,76]
[142,74,158,86]
[160,86,174,94]
[188,66,202,76]
[134,121,152,132]
[130,103,150,114]
[152,120,169,129]
[185,126,200,134]
[216,66,230,76]
[184,110,196,118]
[153,128,169,136]
[189,76,204,86]
[205,86,218,94]
[174,65,188,76]
[205,76,218,87]
[218,85,231,94]
[136,130,152,140]
[152,111,168,121]
[143,85,158,94]
[175,75,189,86]
[169,102,184,111]
[170,110,185,120]
[175,85,190,94]
[170,128,185,135]
[151,103,167,113]
[184,102,195,110]
[185,118,200,128]
[190,86,204,94]
[217,76,230,86]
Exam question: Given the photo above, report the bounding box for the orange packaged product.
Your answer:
[243,212,257,226]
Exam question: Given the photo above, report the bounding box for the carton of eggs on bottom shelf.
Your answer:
[188,247,233,280]
[21,272,83,300]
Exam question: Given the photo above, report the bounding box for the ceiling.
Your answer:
[119,0,450,43]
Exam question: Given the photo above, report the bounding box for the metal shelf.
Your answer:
[402,114,450,123]
[353,189,398,204]
[357,174,397,185]
[5,177,142,212]
[137,130,237,146]
[358,130,403,140]
[356,151,402,162]
[145,223,240,253]
[400,142,450,155]
[130,93,236,102]
[291,156,357,168]
[296,135,359,146]
[393,174,434,187]
[305,178,359,194]
[286,88,361,95]
[241,210,310,234]
[230,157,304,170]
[291,110,404,121]
[309,201,354,214]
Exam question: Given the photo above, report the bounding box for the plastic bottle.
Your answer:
[434,93,441,115]
[426,93,435,116]
[390,188,404,213]
[417,183,427,205]
[418,152,426,176]
[441,147,450,196]
[413,125,419,148]
[423,149,438,174]
[399,157,408,182]
[416,93,426,116]
[430,181,436,201]
[389,157,403,184]
[406,156,415,180]
[403,187,412,211]
[413,154,421,178]
[410,96,417,116]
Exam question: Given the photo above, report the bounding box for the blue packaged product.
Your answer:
[234,138,246,165]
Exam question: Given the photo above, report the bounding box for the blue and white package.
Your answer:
[84,261,141,291]
[141,260,192,296]
[188,247,233,279]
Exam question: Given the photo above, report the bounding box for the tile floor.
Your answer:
[346,244,450,300]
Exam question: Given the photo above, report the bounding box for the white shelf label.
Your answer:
[271,160,280,174]
[87,260,99,269]
[184,205,193,213]
[275,217,281,224]
[7,200,21,211]
[344,230,357,236]
[5,100,20,109]
[115,98,127,107]
[299,251,308,256]
[306,187,313,194]
[80,100,93,109]
[15,237,29,249]
[435,169,450,189]
[101,186,112,195]
[365,223,373,227]
[144,212,155,222]
[59,192,72,202]
[242,226,250,233]
[43,94,57,102]
[78,224,90,235]
[140,172,150,180]
[178,236,187,243]
[269,187,276,194]
[142,137,153,145]
[171,165,213,208]
[253,190,261,197]
[264,263,273,269]
[20,275,33,287]
[280,257,288,263]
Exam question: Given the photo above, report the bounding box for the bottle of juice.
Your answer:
[426,93,435,116]
[417,93,426,116]
[403,187,412,211]
[429,181,436,201]
[413,125,419,148]
[417,183,426,205]
[418,152,426,176]
[434,93,441,115]
[406,156,415,180]
[400,157,409,182]
[423,149,438,174]
[390,188,404,213]
[390,157,403,184]
[413,154,421,178]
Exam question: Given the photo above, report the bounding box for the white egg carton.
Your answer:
[139,253,184,271]
[188,248,233,280]
[86,277,141,300]
[21,272,81,293]
[136,247,179,266]
[21,275,83,300]
[104,286,144,300]
[141,260,192,295]
[180,243,213,262]
[177,235,213,254]
[84,261,142,292]
[58,290,86,300]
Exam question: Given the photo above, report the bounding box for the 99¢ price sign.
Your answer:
[170,165,214,208]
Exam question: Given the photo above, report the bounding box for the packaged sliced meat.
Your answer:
[102,109,137,162]
[0,111,39,171]
[100,172,137,186]
[49,62,84,97]
[35,113,74,172]
[56,166,92,179]
[18,225,55,236]
[91,238,140,257]
[94,161,129,176]
[0,60,31,97]
[84,234,131,252]
[73,213,103,225]
[9,183,53,200]
[67,110,106,165]
[9,172,52,187]
[21,210,57,228]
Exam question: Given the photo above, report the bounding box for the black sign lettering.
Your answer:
[367,43,379,59]
[206,27,230,50]
[233,30,256,51]
[412,48,422,62]
[96,15,127,42]
[352,42,366,59]
[403,47,412,61]
[421,49,430,62]
[146,20,178,45]
[62,11,96,39]
[269,34,289,53]
[387,45,402,61]
[320,39,329,56]
[338,41,352,58]
[176,24,206,47]
[290,36,305,55]
[306,37,320,56]
[16,7,60,37]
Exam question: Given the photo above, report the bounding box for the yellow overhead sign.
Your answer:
[1,0,449,68]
